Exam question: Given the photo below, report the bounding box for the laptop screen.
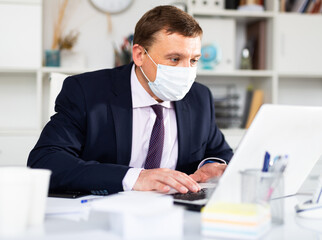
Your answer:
[210,104,322,203]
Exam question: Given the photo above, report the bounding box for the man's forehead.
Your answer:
[151,30,201,55]
[154,29,201,41]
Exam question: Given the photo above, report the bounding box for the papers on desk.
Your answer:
[92,191,173,214]
[91,191,183,239]
[45,196,103,221]
[201,202,271,239]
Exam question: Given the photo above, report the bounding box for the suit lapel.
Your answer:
[110,64,133,166]
[174,99,191,168]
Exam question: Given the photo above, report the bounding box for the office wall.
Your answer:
[43,0,177,69]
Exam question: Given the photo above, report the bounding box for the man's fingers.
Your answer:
[159,174,190,193]
[163,171,200,193]
[133,168,200,193]
[154,181,170,193]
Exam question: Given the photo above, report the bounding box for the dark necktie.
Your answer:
[144,105,165,169]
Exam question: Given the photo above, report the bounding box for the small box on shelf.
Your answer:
[213,84,242,129]
[188,0,225,14]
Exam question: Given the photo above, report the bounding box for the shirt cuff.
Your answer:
[122,168,144,191]
[198,157,227,169]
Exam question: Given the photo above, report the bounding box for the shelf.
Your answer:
[197,69,273,77]
[41,67,93,75]
[0,129,40,136]
[0,67,94,75]
[0,67,39,73]
[278,72,322,79]
[192,10,275,20]
[220,128,246,136]
[277,12,322,17]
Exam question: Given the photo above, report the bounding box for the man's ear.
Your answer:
[132,44,145,67]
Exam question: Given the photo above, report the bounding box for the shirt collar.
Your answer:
[130,64,173,109]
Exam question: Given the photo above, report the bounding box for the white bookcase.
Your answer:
[187,0,322,148]
[1,0,322,165]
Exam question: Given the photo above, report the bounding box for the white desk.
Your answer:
[6,194,322,240]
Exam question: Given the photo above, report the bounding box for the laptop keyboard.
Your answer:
[171,188,208,201]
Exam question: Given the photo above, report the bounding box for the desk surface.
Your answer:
[6,194,322,240]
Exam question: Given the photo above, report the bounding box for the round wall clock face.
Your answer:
[90,0,133,14]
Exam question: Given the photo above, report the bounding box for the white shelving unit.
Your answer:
[187,0,322,145]
[1,0,322,165]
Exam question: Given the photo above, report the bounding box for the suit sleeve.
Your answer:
[204,88,234,163]
[27,76,129,194]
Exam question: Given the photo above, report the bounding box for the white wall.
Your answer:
[43,0,178,69]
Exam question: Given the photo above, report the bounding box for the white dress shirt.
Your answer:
[122,65,178,190]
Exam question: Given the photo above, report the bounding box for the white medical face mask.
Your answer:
[139,49,197,101]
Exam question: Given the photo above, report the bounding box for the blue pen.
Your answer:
[81,197,103,204]
[262,151,270,172]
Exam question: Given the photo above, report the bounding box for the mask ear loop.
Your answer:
[139,66,152,82]
[143,48,158,67]
[139,48,158,82]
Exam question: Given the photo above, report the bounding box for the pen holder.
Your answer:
[240,169,284,225]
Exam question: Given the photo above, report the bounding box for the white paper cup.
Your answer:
[28,169,52,226]
[0,167,32,237]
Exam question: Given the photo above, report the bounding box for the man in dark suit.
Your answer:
[28,5,233,195]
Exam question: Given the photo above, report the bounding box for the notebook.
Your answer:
[173,104,322,210]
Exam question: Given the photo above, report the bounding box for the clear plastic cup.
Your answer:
[240,169,284,224]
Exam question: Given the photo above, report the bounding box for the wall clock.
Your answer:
[89,0,133,14]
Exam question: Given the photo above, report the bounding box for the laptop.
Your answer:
[170,182,218,211]
[172,104,322,210]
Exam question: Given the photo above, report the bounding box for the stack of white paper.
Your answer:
[45,197,92,222]
[91,191,183,240]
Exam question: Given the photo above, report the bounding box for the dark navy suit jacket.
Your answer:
[27,63,233,194]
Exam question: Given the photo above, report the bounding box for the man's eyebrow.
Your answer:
[164,52,201,58]
[164,52,184,57]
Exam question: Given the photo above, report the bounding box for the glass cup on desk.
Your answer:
[240,169,284,225]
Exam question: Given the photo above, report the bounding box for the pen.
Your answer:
[272,155,288,173]
[262,151,270,172]
[81,197,104,204]
[265,157,288,201]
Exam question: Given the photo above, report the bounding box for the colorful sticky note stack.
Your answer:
[201,202,271,239]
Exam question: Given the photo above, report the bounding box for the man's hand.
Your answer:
[133,168,201,194]
[189,163,227,183]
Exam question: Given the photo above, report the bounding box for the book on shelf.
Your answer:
[287,0,306,12]
[225,0,239,9]
[283,0,322,13]
[246,20,266,70]
[306,0,315,12]
[280,0,286,11]
[245,89,264,129]
[298,0,311,12]
[240,86,253,128]
[310,0,322,13]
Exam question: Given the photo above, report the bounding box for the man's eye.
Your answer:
[191,59,199,65]
[170,58,179,62]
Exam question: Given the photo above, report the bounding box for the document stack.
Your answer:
[91,191,183,240]
[201,202,271,239]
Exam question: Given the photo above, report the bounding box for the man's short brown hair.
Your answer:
[133,5,203,50]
